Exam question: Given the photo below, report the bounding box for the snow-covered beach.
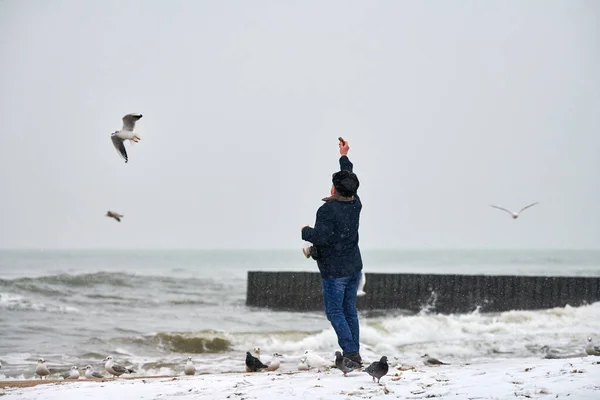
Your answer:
[2,356,599,400]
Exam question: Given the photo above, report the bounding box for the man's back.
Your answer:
[302,154,363,279]
[315,194,363,278]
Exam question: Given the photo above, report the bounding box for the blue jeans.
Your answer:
[321,271,361,354]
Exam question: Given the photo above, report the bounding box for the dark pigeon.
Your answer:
[335,351,361,376]
[364,356,389,383]
[245,351,268,372]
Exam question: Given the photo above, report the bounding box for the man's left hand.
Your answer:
[302,225,311,232]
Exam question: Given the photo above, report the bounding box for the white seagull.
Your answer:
[111,113,143,163]
[184,356,196,376]
[297,356,309,371]
[489,202,539,219]
[84,365,105,379]
[103,356,135,377]
[304,350,330,372]
[266,352,282,372]
[35,358,50,379]
[585,337,600,356]
[63,366,80,380]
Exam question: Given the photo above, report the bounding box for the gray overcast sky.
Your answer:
[0,0,598,250]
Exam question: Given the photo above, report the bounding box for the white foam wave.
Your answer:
[230,302,600,365]
[0,292,80,314]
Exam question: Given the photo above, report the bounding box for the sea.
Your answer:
[1,249,599,380]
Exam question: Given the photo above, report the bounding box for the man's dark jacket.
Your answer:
[301,156,363,279]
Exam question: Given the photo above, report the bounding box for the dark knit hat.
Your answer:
[332,170,359,197]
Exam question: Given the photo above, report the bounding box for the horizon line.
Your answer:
[0,247,598,252]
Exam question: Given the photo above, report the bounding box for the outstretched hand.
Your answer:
[339,139,349,157]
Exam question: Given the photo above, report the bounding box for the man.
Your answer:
[301,138,363,365]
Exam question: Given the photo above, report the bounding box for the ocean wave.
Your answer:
[115,332,234,354]
[0,272,234,295]
[0,292,80,314]
[0,272,136,288]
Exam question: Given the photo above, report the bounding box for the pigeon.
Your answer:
[585,337,600,356]
[298,357,309,371]
[334,351,361,376]
[245,348,264,372]
[364,356,389,383]
[266,353,282,372]
[111,113,143,163]
[304,350,330,372]
[357,271,366,296]
[84,365,104,379]
[245,351,268,372]
[184,356,196,375]
[421,354,449,366]
[106,211,124,222]
[103,356,135,377]
[63,366,80,380]
[489,202,539,219]
[35,358,50,380]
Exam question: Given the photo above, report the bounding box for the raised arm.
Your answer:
[338,139,353,172]
[339,155,353,172]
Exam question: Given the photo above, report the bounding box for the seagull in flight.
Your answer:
[111,113,143,163]
[105,211,124,222]
[489,202,539,219]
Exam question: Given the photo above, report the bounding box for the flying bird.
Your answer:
[111,113,143,163]
[106,211,124,222]
[489,202,539,219]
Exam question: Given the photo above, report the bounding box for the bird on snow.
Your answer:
[62,366,80,380]
[184,356,196,375]
[334,351,361,376]
[421,354,449,366]
[266,352,282,372]
[111,113,143,163]
[297,357,309,371]
[103,356,135,377]
[585,337,600,356]
[245,351,268,372]
[35,358,50,380]
[304,350,331,372]
[84,365,104,379]
[489,202,539,219]
[105,211,124,222]
[364,355,389,383]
